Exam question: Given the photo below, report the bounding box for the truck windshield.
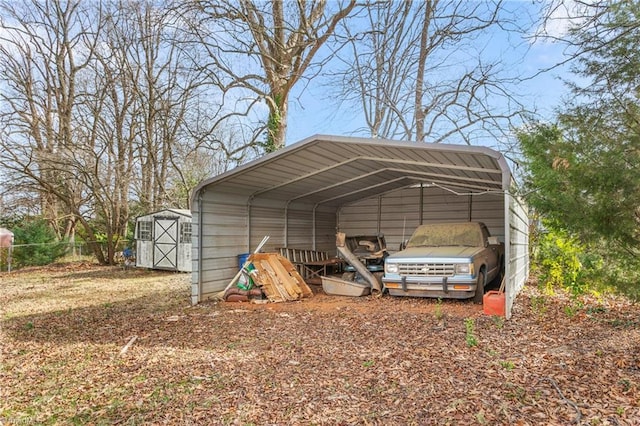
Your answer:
[407,223,482,247]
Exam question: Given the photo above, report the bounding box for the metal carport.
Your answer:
[191,135,529,318]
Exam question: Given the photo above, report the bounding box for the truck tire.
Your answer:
[474,270,485,304]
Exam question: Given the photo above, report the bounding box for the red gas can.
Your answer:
[483,290,505,317]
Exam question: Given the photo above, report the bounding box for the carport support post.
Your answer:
[419,184,424,224]
[312,207,316,250]
[247,196,256,253]
[284,204,289,247]
[195,189,205,305]
[504,189,512,319]
[377,196,382,234]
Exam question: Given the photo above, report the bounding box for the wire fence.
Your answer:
[0,241,132,272]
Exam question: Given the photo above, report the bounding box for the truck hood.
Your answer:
[387,246,482,261]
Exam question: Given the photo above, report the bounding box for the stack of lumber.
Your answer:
[223,253,313,303]
[249,253,313,302]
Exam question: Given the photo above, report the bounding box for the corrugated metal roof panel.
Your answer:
[193,135,509,209]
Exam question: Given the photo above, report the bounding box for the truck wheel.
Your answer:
[474,270,485,304]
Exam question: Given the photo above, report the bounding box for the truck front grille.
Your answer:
[398,263,455,277]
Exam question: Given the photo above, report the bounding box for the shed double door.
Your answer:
[153,217,179,270]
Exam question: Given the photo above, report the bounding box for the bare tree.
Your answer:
[118,1,209,212]
[68,0,143,263]
[80,0,219,259]
[0,0,103,252]
[334,0,533,145]
[0,0,216,263]
[335,2,418,139]
[186,0,357,151]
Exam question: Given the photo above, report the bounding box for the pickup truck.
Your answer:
[382,222,504,302]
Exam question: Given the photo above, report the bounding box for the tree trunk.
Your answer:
[414,1,433,143]
[266,92,288,152]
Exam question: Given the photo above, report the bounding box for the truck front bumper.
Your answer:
[382,276,477,299]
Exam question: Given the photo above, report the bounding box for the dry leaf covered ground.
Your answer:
[1,262,639,425]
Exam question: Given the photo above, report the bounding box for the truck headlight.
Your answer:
[385,263,398,274]
[455,263,474,275]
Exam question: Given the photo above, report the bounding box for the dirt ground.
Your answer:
[1,262,639,425]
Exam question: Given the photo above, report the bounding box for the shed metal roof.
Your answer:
[192,135,511,208]
[138,209,192,218]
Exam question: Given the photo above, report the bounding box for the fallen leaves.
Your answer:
[1,264,639,425]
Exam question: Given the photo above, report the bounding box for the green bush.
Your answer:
[12,219,67,268]
[532,221,640,301]
[534,225,586,297]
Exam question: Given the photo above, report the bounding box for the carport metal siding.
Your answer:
[191,135,526,315]
[506,190,529,319]
[339,186,506,250]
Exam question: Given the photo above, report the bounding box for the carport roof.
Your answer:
[193,135,512,208]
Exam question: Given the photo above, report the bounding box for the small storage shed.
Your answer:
[191,135,529,318]
[135,209,192,272]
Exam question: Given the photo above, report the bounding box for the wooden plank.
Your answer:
[276,254,313,297]
[248,253,282,302]
[258,259,287,302]
[253,259,277,301]
[268,256,302,299]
